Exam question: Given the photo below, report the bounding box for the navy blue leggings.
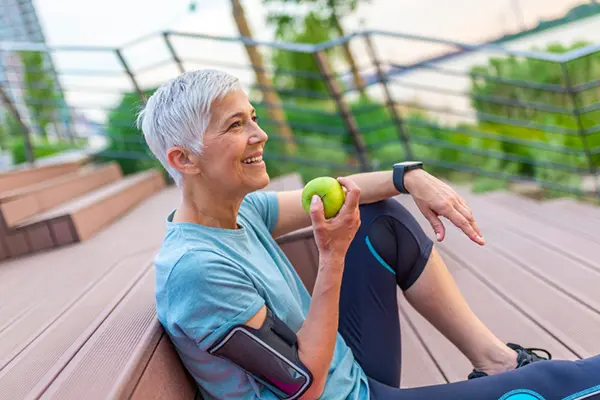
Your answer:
[338,198,600,400]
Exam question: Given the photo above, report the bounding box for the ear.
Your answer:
[166,147,201,177]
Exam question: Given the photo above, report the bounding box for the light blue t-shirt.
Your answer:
[154,190,369,399]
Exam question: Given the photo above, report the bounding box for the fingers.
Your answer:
[455,202,484,241]
[447,207,485,245]
[337,177,361,212]
[309,195,326,226]
[422,208,446,242]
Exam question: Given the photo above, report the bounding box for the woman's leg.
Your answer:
[340,198,547,385]
[403,247,518,375]
[368,354,600,400]
[337,200,403,387]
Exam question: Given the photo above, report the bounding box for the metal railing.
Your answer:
[0,28,598,199]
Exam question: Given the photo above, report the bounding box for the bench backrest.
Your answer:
[129,174,317,399]
[128,228,318,399]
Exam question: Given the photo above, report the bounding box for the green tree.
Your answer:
[100,89,164,177]
[20,51,62,138]
[264,0,368,94]
[469,41,599,180]
[270,11,335,97]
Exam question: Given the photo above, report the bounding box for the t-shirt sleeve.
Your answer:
[242,191,280,233]
[165,251,265,351]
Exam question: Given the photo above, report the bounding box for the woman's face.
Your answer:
[192,89,270,194]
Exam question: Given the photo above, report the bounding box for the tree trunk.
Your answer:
[231,0,296,154]
[329,11,367,97]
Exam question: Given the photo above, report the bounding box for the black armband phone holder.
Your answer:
[207,308,313,399]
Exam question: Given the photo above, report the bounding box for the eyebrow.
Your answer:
[223,109,256,125]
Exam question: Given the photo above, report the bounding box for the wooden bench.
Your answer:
[10,174,316,400]
[0,163,165,260]
[4,171,598,398]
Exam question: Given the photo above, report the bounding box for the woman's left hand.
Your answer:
[404,169,485,246]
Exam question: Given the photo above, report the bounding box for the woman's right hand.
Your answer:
[309,177,362,260]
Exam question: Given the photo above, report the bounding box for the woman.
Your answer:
[139,69,600,400]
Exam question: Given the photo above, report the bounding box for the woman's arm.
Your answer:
[272,169,485,246]
[271,170,397,238]
[249,178,362,399]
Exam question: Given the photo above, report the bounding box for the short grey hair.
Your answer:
[137,69,242,185]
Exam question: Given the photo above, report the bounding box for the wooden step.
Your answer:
[482,192,599,244]
[542,198,600,221]
[0,253,157,400]
[2,170,166,258]
[396,195,600,360]
[0,162,123,227]
[39,267,178,400]
[453,188,600,271]
[0,160,85,193]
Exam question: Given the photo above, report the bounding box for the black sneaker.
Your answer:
[467,343,552,380]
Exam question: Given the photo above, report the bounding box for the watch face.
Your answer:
[396,161,422,168]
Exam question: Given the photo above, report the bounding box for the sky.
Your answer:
[33,0,587,48]
[26,0,593,123]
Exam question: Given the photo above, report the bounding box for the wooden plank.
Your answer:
[0,254,155,400]
[279,239,318,294]
[483,192,599,244]
[38,265,158,400]
[130,334,197,400]
[452,190,600,272]
[397,297,447,388]
[0,162,82,193]
[480,227,600,315]
[0,163,122,227]
[4,230,30,258]
[397,196,600,361]
[49,217,78,246]
[0,188,177,367]
[26,222,55,253]
[543,198,600,221]
[399,264,578,383]
[71,173,159,241]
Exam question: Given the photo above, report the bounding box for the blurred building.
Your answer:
[0,0,73,143]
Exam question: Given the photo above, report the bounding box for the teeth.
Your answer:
[242,155,263,164]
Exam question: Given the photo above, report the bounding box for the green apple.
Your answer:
[301,176,346,219]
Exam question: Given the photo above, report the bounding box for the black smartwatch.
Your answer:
[393,161,423,194]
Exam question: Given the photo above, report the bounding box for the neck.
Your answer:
[174,178,244,230]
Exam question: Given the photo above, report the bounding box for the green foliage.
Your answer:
[468,41,600,193]
[20,51,62,138]
[8,136,82,164]
[0,114,20,150]
[263,0,369,37]
[270,12,334,97]
[97,89,165,177]
[264,0,368,96]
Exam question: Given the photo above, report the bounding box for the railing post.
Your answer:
[231,0,296,154]
[163,32,185,74]
[115,49,146,103]
[561,62,598,196]
[0,85,35,164]
[313,50,371,172]
[363,32,415,161]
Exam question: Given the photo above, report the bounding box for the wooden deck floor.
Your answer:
[395,188,600,387]
[0,177,598,397]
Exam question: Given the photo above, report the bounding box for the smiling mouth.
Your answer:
[242,155,263,164]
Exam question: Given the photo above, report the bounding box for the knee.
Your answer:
[364,202,433,291]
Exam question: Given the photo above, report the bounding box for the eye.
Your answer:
[228,121,242,130]
[252,115,258,122]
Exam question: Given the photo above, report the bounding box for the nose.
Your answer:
[248,121,268,145]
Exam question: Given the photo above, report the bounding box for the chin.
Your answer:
[255,172,271,189]
[244,172,270,193]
